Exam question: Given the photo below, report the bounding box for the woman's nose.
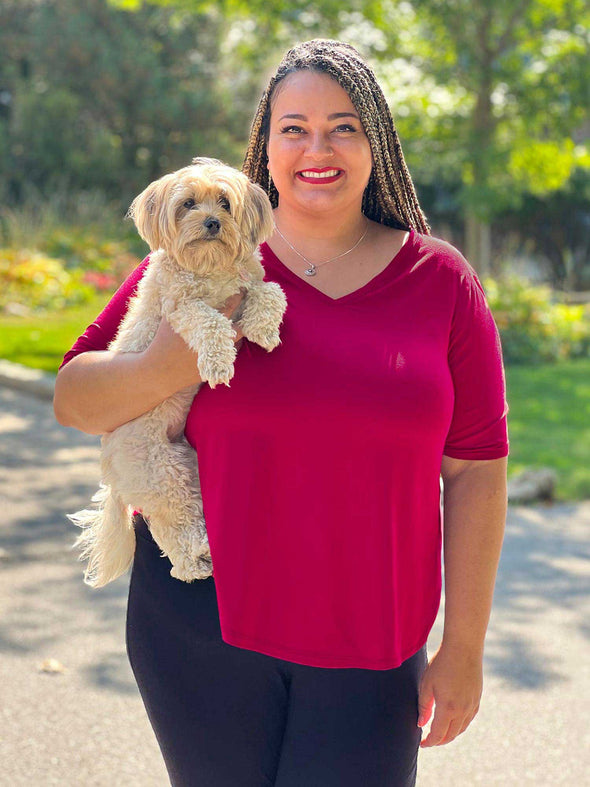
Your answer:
[305,132,334,158]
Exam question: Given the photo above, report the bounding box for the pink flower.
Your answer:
[82,271,117,291]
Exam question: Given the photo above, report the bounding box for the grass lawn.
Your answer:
[0,295,111,373]
[505,360,590,501]
[0,303,589,500]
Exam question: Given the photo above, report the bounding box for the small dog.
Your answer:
[69,158,287,587]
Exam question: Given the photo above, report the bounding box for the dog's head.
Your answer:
[127,158,274,273]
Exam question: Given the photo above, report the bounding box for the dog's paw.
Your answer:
[198,356,236,388]
[247,327,281,352]
[170,554,213,582]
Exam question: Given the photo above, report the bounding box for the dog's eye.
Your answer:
[183,198,196,209]
[218,195,231,213]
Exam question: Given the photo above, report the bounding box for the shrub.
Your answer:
[43,229,142,285]
[0,248,94,313]
[484,274,590,364]
[0,197,144,312]
[0,188,146,285]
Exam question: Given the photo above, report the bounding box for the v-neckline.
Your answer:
[261,229,415,304]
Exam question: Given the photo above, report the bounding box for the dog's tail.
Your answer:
[68,483,136,588]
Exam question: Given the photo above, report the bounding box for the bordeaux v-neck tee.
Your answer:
[61,228,509,670]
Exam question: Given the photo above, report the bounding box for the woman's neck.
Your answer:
[271,206,370,260]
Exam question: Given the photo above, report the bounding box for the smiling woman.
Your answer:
[56,38,509,787]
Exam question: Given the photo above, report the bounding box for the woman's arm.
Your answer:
[418,454,507,747]
[54,297,245,435]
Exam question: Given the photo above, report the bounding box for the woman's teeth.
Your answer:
[299,170,341,178]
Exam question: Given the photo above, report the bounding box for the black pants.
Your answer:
[126,516,427,787]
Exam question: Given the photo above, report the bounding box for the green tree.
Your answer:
[376,0,590,273]
[0,0,247,205]
[500,167,590,289]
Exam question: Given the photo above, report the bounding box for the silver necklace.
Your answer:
[274,221,369,277]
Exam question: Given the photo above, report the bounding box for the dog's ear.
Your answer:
[241,180,275,247]
[127,175,175,251]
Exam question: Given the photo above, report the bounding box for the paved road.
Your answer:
[1,386,589,786]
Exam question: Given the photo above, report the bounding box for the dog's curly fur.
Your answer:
[69,158,287,587]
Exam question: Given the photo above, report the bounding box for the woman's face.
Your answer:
[266,70,373,218]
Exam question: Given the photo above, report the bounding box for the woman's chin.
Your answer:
[286,189,354,216]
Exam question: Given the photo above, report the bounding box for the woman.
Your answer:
[54,39,508,787]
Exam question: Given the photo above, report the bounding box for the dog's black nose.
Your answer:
[204,217,221,235]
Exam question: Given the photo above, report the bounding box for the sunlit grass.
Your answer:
[505,360,590,500]
[0,294,110,373]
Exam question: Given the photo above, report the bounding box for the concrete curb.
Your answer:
[0,359,56,401]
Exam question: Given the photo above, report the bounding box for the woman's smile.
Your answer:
[296,167,345,184]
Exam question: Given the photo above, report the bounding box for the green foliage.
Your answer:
[508,139,590,196]
[45,230,141,276]
[485,275,590,364]
[0,231,142,313]
[377,0,590,229]
[0,0,248,206]
[0,249,94,313]
[0,183,136,246]
[0,190,144,314]
[496,166,590,290]
[0,186,145,311]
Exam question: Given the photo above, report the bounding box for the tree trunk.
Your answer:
[464,15,496,277]
[464,209,492,276]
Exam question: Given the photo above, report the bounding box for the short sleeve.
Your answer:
[59,256,151,369]
[443,269,509,460]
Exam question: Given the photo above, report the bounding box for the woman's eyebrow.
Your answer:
[278,113,307,121]
[328,112,359,120]
[278,112,360,121]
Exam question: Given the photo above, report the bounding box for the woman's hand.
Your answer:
[151,290,246,357]
[145,291,247,390]
[417,642,483,747]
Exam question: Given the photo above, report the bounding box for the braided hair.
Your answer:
[242,39,430,234]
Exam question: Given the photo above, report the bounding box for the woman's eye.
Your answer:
[280,125,304,134]
[183,198,196,209]
[218,195,231,212]
[334,124,356,132]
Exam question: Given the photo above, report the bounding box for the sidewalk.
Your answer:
[0,377,588,785]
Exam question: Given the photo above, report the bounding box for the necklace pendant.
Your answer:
[304,265,317,277]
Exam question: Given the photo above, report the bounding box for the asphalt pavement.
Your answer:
[1,382,589,786]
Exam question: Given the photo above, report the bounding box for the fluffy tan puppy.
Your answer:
[69,157,287,587]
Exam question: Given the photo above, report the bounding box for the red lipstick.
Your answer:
[296,167,344,184]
